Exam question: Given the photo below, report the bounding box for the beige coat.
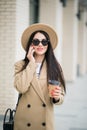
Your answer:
[14,60,65,130]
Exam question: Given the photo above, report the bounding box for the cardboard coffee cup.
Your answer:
[48,80,60,97]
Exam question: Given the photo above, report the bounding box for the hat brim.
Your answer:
[21,23,58,51]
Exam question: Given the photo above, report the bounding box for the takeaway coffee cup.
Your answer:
[48,80,60,97]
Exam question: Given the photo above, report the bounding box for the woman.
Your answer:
[14,23,66,130]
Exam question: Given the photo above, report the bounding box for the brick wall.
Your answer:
[0,0,29,114]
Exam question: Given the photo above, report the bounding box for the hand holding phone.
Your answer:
[27,45,35,62]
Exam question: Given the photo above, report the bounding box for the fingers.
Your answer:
[31,48,35,55]
[28,46,34,55]
[29,47,35,56]
[27,46,35,62]
[50,86,62,99]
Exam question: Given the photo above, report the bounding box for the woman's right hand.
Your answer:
[27,45,35,62]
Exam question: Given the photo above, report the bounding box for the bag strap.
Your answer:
[3,94,22,125]
[15,93,22,109]
[3,108,12,123]
[11,109,16,121]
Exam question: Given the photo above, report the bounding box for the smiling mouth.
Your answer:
[37,48,43,51]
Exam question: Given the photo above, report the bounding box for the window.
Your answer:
[30,0,39,24]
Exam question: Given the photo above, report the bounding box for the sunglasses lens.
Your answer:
[42,39,48,46]
[32,39,39,46]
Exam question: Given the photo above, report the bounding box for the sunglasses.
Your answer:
[32,39,49,46]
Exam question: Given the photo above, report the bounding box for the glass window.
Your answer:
[30,0,39,24]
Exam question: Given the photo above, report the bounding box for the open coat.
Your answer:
[14,60,65,130]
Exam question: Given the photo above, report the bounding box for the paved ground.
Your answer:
[54,74,87,130]
[0,74,87,130]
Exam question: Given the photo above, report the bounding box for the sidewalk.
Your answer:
[54,74,87,130]
[0,74,87,130]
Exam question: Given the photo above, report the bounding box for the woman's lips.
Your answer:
[37,48,43,51]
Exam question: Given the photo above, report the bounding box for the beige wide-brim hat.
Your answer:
[21,23,58,51]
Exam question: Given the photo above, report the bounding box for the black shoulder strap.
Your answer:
[16,93,22,109]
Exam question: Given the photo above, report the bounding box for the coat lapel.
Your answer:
[31,61,47,104]
[31,76,46,104]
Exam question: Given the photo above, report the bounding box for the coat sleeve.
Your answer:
[14,60,37,94]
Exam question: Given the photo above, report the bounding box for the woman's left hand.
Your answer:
[51,86,62,101]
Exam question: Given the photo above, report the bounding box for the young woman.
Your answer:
[14,23,66,130]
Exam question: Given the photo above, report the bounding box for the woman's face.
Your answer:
[32,32,48,56]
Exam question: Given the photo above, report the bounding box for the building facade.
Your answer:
[0,0,87,114]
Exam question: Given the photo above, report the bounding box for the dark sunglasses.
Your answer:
[32,39,49,46]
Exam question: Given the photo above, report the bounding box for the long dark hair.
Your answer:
[20,30,66,92]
